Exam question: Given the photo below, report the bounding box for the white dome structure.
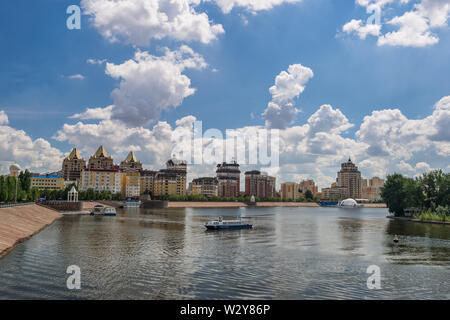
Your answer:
[339,198,363,208]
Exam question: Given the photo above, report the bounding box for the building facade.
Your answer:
[121,171,141,198]
[191,177,218,197]
[321,186,349,200]
[336,158,362,199]
[153,172,178,196]
[62,148,86,182]
[88,146,114,170]
[80,168,122,194]
[281,182,300,200]
[216,161,241,197]
[161,159,187,195]
[299,180,319,196]
[31,175,65,191]
[361,177,385,202]
[140,170,157,195]
[120,151,143,171]
[244,171,276,199]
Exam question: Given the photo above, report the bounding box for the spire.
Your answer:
[125,151,137,163]
[67,148,81,160]
[94,146,108,158]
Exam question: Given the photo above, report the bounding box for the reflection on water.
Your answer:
[0,207,448,300]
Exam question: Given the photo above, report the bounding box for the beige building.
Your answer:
[120,151,142,171]
[80,168,122,194]
[121,171,141,198]
[216,162,241,197]
[281,182,300,200]
[88,146,114,170]
[337,158,362,199]
[299,180,319,196]
[31,175,65,191]
[191,177,218,197]
[162,159,187,195]
[62,148,86,182]
[153,172,177,196]
[361,177,385,202]
[321,186,349,200]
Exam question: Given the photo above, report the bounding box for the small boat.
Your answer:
[90,205,117,216]
[205,216,252,230]
[123,201,141,208]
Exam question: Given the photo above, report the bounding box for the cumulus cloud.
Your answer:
[343,0,450,47]
[105,46,207,126]
[210,0,302,14]
[81,0,224,46]
[262,64,314,129]
[69,105,114,120]
[0,111,63,172]
[87,58,106,65]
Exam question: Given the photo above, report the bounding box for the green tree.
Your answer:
[382,173,409,216]
[304,190,314,201]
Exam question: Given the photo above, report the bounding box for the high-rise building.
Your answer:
[216,161,241,197]
[140,170,157,195]
[80,168,122,194]
[281,182,300,200]
[337,158,362,199]
[120,151,142,171]
[163,159,187,195]
[88,146,114,170]
[191,177,218,197]
[153,172,178,196]
[62,148,86,182]
[321,186,349,200]
[244,171,276,199]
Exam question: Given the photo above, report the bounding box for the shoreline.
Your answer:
[167,202,387,208]
[0,204,62,259]
[387,215,450,225]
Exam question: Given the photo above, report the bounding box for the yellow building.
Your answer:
[140,170,157,194]
[88,146,114,170]
[80,168,122,194]
[31,175,65,191]
[121,171,141,198]
[153,173,177,196]
[120,151,142,170]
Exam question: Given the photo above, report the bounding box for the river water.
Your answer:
[0,207,448,300]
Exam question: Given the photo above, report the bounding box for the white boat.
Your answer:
[205,216,252,230]
[123,201,141,208]
[90,205,117,216]
[338,198,364,208]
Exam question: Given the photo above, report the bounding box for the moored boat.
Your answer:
[337,198,364,208]
[90,205,117,216]
[205,216,252,230]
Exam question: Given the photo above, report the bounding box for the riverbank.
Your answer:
[0,204,62,258]
[387,215,450,225]
[167,202,387,208]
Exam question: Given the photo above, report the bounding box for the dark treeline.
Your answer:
[382,170,450,220]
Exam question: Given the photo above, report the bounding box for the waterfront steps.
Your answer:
[0,204,62,257]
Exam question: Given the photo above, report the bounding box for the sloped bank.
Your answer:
[0,204,62,258]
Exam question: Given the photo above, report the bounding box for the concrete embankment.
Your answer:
[167,202,387,208]
[0,204,62,258]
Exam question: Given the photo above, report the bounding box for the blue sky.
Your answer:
[0,0,449,187]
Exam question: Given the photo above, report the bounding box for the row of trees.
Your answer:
[158,189,319,203]
[381,170,450,217]
[0,170,125,204]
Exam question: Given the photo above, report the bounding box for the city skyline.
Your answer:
[0,0,449,189]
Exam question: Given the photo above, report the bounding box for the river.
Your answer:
[0,207,448,299]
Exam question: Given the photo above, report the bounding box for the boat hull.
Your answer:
[205,224,252,230]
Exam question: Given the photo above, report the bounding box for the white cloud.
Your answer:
[69,105,114,120]
[342,19,381,39]
[262,64,314,129]
[0,110,9,125]
[81,0,224,46]
[106,46,207,126]
[343,0,450,47]
[210,0,302,14]
[68,74,85,80]
[0,111,63,172]
[87,58,106,65]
